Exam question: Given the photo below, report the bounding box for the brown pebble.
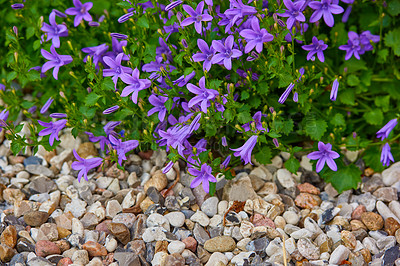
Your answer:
[364,168,374,177]
[82,241,107,257]
[341,230,357,249]
[57,257,73,266]
[360,248,371,263]
[295,193,321,209]
[55,240,70,253]
[107,222,130,245]
[297,183,320,195]
[351,220,367,231]
[155,240,169,253]
[35,240,61,257]
[0,244,16,262]
[384,217,400,236]
[0,225,17,248]
[351,205,366,220]
[395,228,400,244]
[182,237,197,253]
[163,253,185,266]
[361,212,384,231]
[95,220,112,235]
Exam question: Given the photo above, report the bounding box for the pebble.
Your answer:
[203,236,236,252]
[373,187,398,202]
[361,212,384,231]
[190,211,210,227]
[107,222,130,245]
[82,241,107,256]
[35,240,61,257]
[164,212,185,228]
[201,197,219,217]
[297,238,320,260]
[295,193,322,209]
[283,211,299,225]
[71,249,89,265]
[168,240,186,254]
[0,225,17,248]
[205,252,228,266]
[329,245,350,264]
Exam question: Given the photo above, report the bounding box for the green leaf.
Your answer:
[116,1,132,8]
[26,27,35,40]
[237,111,252,124]
[85,93,101,106]
[285,156,300,174]
[377,49,389,63]
[388,0,400,16]
[363,146,385,172]
[21,101,35,109]
[339,89,355,105]
[165,98,173,112]
[385,28,400,56]
[363,109,383,125]
[199,150,209,163]
[375,95,390,112]
[224,109,234,122]
[79,106,96,119]
[331,23,348,44]
[205,123,217,137]
[137,16,149,28]
[209,181,216,196]
[241,91,249,100]
[14,124,24,133]
[33,40,41,50]
[209,79,223,90]
[321,163,361,193]
[331,113,345,126]
[11,142,22,155]
[257,82,269,95]
[254,146,272,164]
[347,74,360,86]
[305,115,327,140]
[7,72,17,83]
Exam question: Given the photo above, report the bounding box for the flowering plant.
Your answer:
[1,0,400,194]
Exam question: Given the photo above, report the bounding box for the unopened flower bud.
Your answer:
[181,39,188,48]
[13,26,18,36]
[273,138,279,148]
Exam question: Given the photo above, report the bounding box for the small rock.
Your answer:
[182,237,197,252]
[71,249,89,265]
[361,212,384,231]
[107,222,130,245]
[373,187,398,202]
[190,211,210,227]
[297,238,320,260]
[329,245,350,265]
[377,200,400,222]
[297,183,320,195]
[282,211,299,225]
[77,142,98,158]
[0,225,17,248]
[82,241,107,257]
[193,223,210,245]
[105,200,122,219]
[168,240,185,254]
[351,205,366,220]
[295,193,321,209]
[64,199,87,218]
[341,230,357,249]
[37,223,58,241]
[163,253,185,266]
[35,240,61,257]
[0,243,16,262]
[164,212,185,228]
[276,169,296,189]
[205,252,228,266]
[144,170,167,192]
[385,217,400,236]
[26,164,54,177]
[204,236,236,253]
[201,197,219,217]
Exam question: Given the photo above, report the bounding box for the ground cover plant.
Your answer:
[1,0,400,194]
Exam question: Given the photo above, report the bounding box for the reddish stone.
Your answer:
[295,193,322,209]
[57,257,73,266]
[95,220,112,234]
[251,213,276,228]
[182,237,197,252]
[351,205,366,220]
[297,183,320,195]
[82,241,108,257]
[35,240,61,257]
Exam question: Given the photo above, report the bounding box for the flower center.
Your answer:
[80,6,86,14]
[206,53,213,61]
[196,15,203,22]
[225,49,233,58]
[115,66,121,74]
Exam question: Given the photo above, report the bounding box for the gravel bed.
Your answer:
[0,131,399,265]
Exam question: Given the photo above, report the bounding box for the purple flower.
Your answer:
[307,141,340,172]
[0,110,9,133]
[222,0,257,33]
[118,12,134,23]
[156,37,174,63]
[342,5,352,23]
[41,46,73,80]
[71,149,102,182]
[211,36,243,70]
[65,0,93,27]
[231,135,258,165]
[103,53,133,90]
[162,161,174,173]
[120,68,152,104]
[110,33,128,40]
[181,1,213,34]
[338,31,379,60]
[165,1,183,11]
[109,135,139,165]
[148,95,168,122]
[381,143,394,167]
[11,3,24,9]
[302,36,328,62]
[278,0,306,29]
[82,44,108,69]
[38,119,67,146]
[105,38,129,61]
[278,83,295,104]
[221,155,231,169]
[40,97,54,114]
[173,71,196,87]
[187,76,219,113]
[221,136,228,147]
[273,138,279,148]
[376,118,398,141]
[309,0,344,27]
[242,111,266,133]
[293,92,299,102]
[53,9,67,18]
[103,105,120,114]
[41,11,68,48]
[189,163,217,193]
[330,79,339,101]
[192,39,215,72]
[0,84,5,91]
[239,17,274,53]
[50,113,67,118]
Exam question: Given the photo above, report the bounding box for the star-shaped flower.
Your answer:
[307,141,340,172]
